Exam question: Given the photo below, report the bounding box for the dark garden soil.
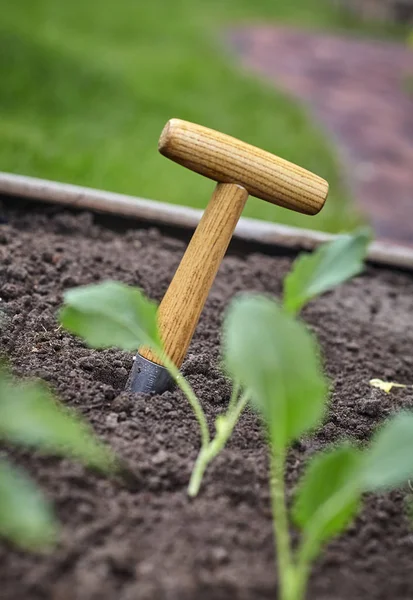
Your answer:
[0,197,413,600]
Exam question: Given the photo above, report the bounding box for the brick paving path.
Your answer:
[229,27,413,245]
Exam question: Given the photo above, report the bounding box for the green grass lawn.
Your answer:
[0,1,405,232]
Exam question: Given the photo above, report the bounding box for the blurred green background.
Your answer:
[0,0,405,232]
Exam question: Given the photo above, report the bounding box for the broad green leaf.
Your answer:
[59,281,161,351]
[293,444,362,551]
[362,412,413,491]
[223,294,329,449]
[0,374,115,472]
[283,228,371,315]
[0,459,57,549]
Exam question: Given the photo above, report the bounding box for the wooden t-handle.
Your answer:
[139,119,329,370]
[158,119,328,215]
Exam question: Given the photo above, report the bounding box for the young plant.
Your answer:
[0,365,115,550]
[224,293,413,600]
[59,228,370,497]
[370,378,412,393]
[283,227,371,315]
[59,280,236,497]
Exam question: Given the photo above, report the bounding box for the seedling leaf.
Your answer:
[0,373,114,471]
[369,378,408,393]
[362,412,413,491]
[0,459,57,549]
[293,444,362,551]
[223,294,328,449]
[59,281,161,351]
[283,228,371,315]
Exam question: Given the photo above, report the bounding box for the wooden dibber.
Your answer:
[128,119,329,394]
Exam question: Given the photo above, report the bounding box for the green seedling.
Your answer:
[0,365,115,550]
[224,293,413,600]
[370,378,412,393]
[60,229,369,498]
[283,227,370,315]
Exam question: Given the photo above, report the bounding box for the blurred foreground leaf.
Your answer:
[0,459,57,550]
[0,371,115,471]
[293,444,361,556]
[362,412,413,491]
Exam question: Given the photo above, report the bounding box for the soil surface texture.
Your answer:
[229,27,413,246]
[0,198,413,600]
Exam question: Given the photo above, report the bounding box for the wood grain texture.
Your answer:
[159,118,329,215]
[141,183,248,367]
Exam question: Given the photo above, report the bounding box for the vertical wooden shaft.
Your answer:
[141,182,248,367]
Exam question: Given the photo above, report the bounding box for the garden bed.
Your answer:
[1,193,413,600]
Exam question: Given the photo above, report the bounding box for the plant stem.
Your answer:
[227,391,250,432]
[269,445,297,600]
[188,392,250,497]
[155,346,249,499]
[188,442,217,497]
[160,353,210,448]
[293,544,312,600]
[227,381,240,414]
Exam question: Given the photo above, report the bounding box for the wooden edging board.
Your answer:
[1,171,412,271]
